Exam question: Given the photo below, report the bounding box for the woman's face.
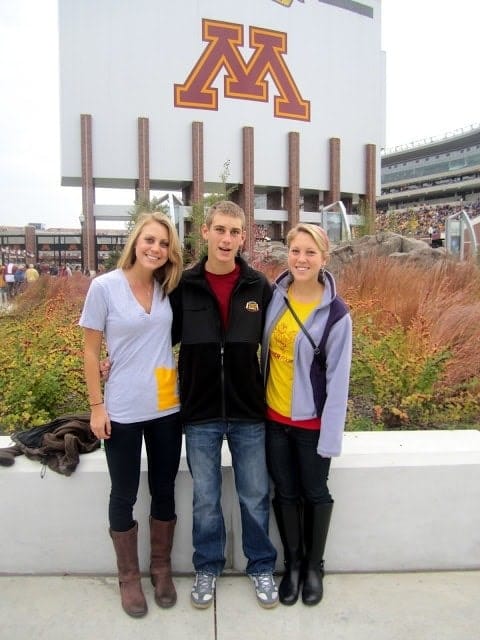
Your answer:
[287,231,327,285]
[134,221,170,271]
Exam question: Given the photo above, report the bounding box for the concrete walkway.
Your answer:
[1,571,479,640]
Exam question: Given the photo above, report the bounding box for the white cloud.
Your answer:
[382,0,480,148]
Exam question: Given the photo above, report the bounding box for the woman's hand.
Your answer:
[89,403,111,440]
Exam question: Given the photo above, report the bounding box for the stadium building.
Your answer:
[378,124,480,258]
[58,0,384,272]
[0,224,126,271]
[379,123,480,210]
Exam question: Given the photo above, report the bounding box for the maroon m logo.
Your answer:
[174,19,310,121]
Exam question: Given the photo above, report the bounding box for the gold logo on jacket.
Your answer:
[245,301,259,312]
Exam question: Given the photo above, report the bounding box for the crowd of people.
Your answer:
[0,263,41,301]
[375,200,480,238]
[78,202,352,617]
[0,262,94,306]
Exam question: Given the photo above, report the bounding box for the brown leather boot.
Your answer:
[110,522,148,617]
[150,516,177,608]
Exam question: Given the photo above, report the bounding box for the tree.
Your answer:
[127,197,169,233]
[185,160,236,262]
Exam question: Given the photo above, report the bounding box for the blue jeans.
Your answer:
[185,421,277,576]
[265,420,332,505]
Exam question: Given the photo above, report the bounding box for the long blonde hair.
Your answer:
[286,223,330,261]
[117,212,183,295]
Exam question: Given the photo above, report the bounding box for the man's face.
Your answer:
[202,212,245,272]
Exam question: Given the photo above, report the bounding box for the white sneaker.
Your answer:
[250,573,279,608]
[191,572,216,609]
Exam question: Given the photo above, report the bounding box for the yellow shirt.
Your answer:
[266,296,318,417]
[25,267,39,283]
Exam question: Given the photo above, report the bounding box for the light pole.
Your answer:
[0,237,6,265]
[79,214,85,271]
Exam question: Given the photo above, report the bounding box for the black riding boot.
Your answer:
[273,500,303,606]
[302,501,333,606]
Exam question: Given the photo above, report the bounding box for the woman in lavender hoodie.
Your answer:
[262,223,352,607]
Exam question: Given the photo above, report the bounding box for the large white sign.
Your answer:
[59,0,384,194]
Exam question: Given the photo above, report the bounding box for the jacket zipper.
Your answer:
[194,264,252,421]
[220,343,226,419]
[220,278,244,420]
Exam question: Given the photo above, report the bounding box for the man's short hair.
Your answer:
[204,200,245,229]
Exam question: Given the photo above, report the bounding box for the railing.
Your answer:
[445,209,478,259]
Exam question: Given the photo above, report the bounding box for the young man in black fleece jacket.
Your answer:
[171,201,278,610]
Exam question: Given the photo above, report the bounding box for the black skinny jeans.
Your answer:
[104,413,182,531]
[265,419,332,505]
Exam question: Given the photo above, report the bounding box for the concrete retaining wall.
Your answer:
[1,430,479,575]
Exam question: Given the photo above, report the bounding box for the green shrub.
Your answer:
[1,253,480,434]
[340,256,480,430]
[0,275,90,432]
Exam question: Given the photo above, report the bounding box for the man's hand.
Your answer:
[100,357,111,381]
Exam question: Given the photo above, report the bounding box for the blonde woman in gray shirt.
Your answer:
[80,211,182,618]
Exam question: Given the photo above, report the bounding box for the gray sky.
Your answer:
[1,0,479,229]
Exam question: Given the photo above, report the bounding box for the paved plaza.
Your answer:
[1,571,479,640]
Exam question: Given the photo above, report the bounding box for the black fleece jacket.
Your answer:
[170,256,272,424]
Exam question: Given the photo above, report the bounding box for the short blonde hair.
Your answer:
[117,212,183,295]
[204,200,245,229]
[286,223,330,261]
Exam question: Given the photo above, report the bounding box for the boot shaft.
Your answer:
[149,517,177,608]
[109,521,147,617]
[273,501,303,562]
[150,517,176,572]
[301,502,333,606]
[304,501,333,569]
[110,521,142,582]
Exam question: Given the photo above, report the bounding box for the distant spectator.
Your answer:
[25,264,40,284]
[58,264,72,278]
[39,263,50,276]
[0,265,7,306]
[14,265,25,295]
[5,263,16,298]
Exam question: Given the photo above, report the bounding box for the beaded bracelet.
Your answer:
[90,402,103,407]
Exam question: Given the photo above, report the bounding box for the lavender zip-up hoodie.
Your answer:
[261,269,352,457]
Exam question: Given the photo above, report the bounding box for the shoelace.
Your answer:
[256,574,274,590]
[196,574,214,590]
